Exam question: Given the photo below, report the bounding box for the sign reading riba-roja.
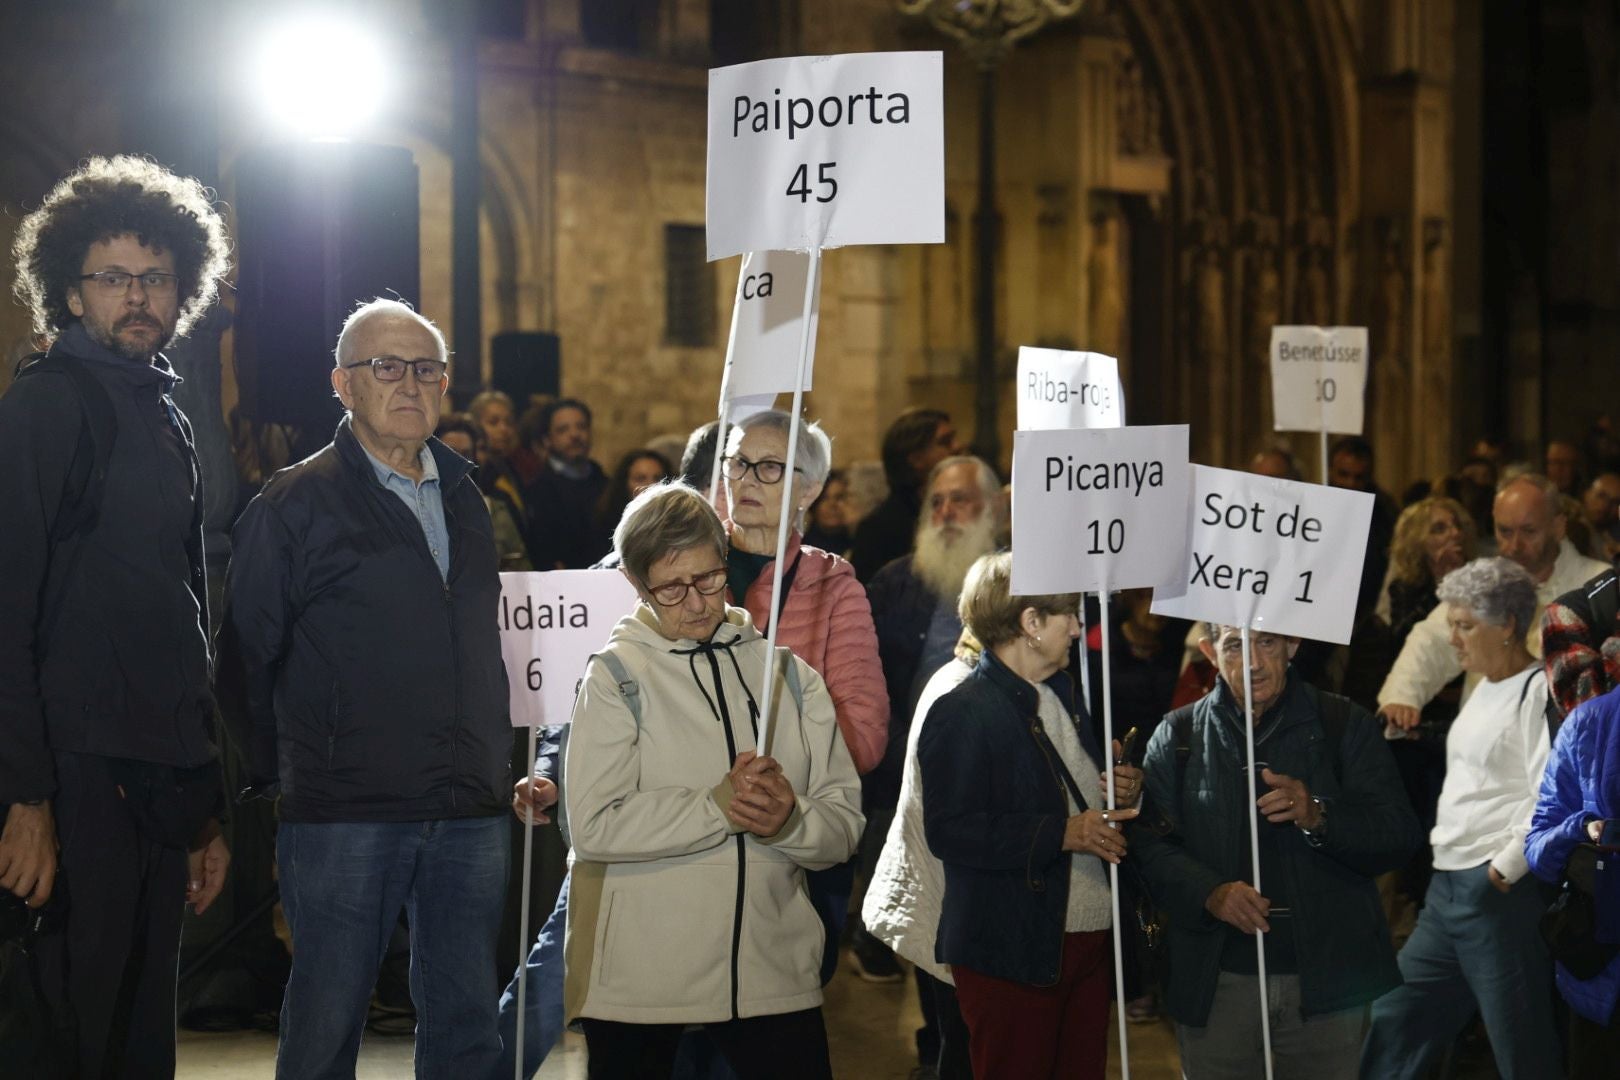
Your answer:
[1150,466,1374,645]
[499,569,639,728]
[1270,325,1369,435]
[1016,346,1125,431]
[726,249,819,399]
[1010,425,1190,596]
[706,51,944,260]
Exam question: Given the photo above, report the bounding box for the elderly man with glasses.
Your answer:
[1130,624,1420,1080]
[222,297,514,1078]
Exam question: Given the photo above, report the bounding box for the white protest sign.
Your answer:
[1150,466,1374,644]
[499,569,639,727]
[1016,347,1125,430]
[1270,326,1369,435]
[706,51,944,260]
[726,250,819,399]
[1010,425,1190,595]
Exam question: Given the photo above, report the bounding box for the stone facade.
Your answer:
[2,0,1616,490]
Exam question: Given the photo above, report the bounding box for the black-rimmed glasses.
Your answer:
[723,454,802,485]
[644,567,727,606]
[78,271,180,296]
[343,356,448,383]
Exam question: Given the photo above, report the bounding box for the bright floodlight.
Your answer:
[251,14,388,136]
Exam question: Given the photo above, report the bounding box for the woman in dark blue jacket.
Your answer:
[1527,684,1620,1077]
[918,553,1142,1080]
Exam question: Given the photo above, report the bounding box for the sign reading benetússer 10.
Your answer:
[706,52,944,260]
[499,569,639,728]
[1150,466,1374,645]
[1010,425,1190,596]
[1270,325,1369,435]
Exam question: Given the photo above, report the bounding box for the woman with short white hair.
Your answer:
[1361,556,1560,1078]
[719,410,890,992]
[562,482,862,1080]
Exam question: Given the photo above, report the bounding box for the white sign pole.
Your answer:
[512,721,539,1080]
[710,252,755,504]
[1320,429,1329,488]
[1240,624,1276,1080]
[756,248,823,753]
[1097,582,1130,1080]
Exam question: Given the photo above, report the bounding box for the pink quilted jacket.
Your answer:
[735,531,889,774]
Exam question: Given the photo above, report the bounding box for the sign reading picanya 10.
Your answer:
[706,51,945,260]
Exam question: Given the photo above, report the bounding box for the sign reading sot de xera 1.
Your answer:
[706,51,944,260]
[1150,466,1374,645]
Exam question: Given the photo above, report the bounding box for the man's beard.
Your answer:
[86,312,173,362]
[913,513,997,599]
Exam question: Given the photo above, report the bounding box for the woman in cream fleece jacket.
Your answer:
[562,482,862,1080]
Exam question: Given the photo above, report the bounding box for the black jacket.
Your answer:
[525,459,610,570]
[222,418,511,823]
[849,486,920,584]
[918,650,1103,986]
[1132,675,1419,1025]
[864,554,947,805]
[0,323,212,804]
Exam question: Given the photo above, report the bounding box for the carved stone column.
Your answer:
[1357,0,1455,487]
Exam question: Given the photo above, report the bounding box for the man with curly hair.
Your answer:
[0,155,233,1077]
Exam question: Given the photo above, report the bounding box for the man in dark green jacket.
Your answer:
[1133,623,1419,1079]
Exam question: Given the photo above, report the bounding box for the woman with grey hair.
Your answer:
[720,410,889,987]
[1361,556,1560,1078]
[561,482,862,1079]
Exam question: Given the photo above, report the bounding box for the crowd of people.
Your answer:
[6,158,1620,1080]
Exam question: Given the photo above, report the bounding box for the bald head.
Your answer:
[1494,475,1565,582]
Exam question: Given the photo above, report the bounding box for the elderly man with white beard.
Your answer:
[846,455,1004,1070]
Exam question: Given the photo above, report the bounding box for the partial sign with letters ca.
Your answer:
[1150,467,1374,644]
[1011,425,1189,595]
[706,51,944,259]
[725,249,819,400]
[499,569,639,727]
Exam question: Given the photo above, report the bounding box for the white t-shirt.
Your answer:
[1429,663,1551,883]
[1036,684,1113,932]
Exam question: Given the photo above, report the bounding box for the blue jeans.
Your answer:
[490,869,570,1079]
[1360,864,1560,1079]
[276,817,511,1080]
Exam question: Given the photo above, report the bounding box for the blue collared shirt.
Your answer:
[362,442,450,581]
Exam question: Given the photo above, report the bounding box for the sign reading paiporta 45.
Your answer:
[706,51,944,259]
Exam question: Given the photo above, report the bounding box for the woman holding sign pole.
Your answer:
[720,410,890,987]
[918,553,1144,1080]
[1359,557,1560,1079]
[562,482,862,1080]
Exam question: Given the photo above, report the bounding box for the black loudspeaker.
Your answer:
[490,331,561,406]
[234,142,420,427]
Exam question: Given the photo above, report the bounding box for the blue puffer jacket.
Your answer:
[918,649,1104,986]
[1132,675,1419,1026]
[1526,686,1620,1025]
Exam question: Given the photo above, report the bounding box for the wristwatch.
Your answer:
[1299,796,1329,847]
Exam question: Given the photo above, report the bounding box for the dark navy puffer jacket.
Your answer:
[223,417,510,823]
[919,649,1104,986]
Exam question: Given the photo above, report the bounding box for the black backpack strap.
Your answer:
[1172,706,1195,806]
[16,353,117,543]
[15,355,118,649]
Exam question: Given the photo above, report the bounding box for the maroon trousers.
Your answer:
[952,929,1112,1080]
